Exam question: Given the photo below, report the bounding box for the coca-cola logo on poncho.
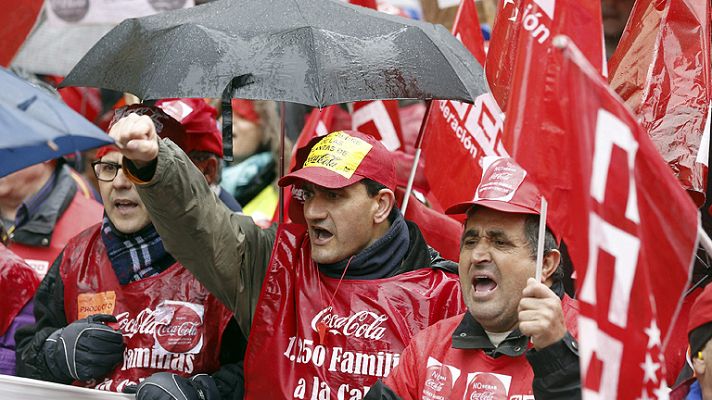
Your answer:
[464,372,510,400]
[424,365,454,396]
[49,0,89,23]
[310,306,388,341]
[116,301,204,355]
[154,301,204,354]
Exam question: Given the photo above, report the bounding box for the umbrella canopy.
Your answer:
[62,0,487,107]
[0,68,113,177]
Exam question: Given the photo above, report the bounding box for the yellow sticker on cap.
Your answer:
[303,131,373,179]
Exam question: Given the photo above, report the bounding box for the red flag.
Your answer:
[351,100,404,152]
[395,188,462,262]
[421,0,503,211]
[510,38,698,399]
[0,0,42,66]
[485,0,606,110]
[608,0,711,206]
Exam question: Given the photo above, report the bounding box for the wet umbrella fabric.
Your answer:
[62,0,487,107]
[0,68,113,177]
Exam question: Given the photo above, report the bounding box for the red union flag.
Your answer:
[510,38,699,399]
[351,100,404,152]
[421,0,504,210]
[608,0,711,206]
[485,0,605,110]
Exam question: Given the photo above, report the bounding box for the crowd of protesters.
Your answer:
[1,0,710,399]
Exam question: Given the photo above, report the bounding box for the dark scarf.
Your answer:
[100,216,175,285]
[318,212,410,280]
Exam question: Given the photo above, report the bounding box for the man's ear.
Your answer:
[693,355,706,376]
[541,249,561,284]
[373,189,396,224]
[195,157,218,185]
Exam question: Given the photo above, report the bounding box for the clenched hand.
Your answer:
[517,278,567,350]
[108,113,160,167]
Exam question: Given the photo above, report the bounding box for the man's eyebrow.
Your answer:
[460,229,479,243]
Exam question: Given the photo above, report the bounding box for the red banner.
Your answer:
[421,0,502,211]
[509,38,698,399]
[0,0,42,66]
[351,100,404,152]
[608,0,711,206]
[485,0,605,110]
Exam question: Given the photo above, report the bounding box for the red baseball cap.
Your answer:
[156,98,223,157]
[688,284,712,355]
[231,99,260,124]
[95,145,119,160]
[278,130,396,191]
[445,157,541,216]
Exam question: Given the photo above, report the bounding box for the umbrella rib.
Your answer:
[291,0,322,106]
[418,28,471,100]
[142,25,187,99]
[306,27,323,107]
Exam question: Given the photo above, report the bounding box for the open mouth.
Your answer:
[472,275,498,295]
[311,227,334,244]
[114,199,138,212]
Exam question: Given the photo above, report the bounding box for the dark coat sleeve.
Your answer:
[212,317,248,400]
[525,331,581,399]
[363,380,403,400]
[14,252,69,383]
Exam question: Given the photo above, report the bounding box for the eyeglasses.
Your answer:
[91,161,122,182]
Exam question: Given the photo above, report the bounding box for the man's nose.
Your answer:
[469,240,492,265]
[112,168,132,189]
[303,196,327,222]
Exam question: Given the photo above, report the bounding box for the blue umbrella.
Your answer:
[0,67,113,177]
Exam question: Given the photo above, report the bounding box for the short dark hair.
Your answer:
[361,178,399,223]
[523,214,563,284]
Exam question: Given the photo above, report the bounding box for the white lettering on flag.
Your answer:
[579,317,624,400]
[590,109,640,224]
[352,101,401,151]
[532,0,555,19]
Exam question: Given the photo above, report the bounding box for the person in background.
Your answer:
[672,283,712,399]
[221,99,289,224]
[0,159,103,278]
[154,98,242,211]
[0,224,40,375]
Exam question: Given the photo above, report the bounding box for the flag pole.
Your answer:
[279,101,286,224]
[535,197,548,282]
[402,100,432,214]
[698,225,712,258]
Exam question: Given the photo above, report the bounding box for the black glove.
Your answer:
[43,314,125,381]
[125,372,220,400]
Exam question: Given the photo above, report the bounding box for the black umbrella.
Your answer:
[61,0,487,107]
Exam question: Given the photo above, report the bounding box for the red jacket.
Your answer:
[384,295,579,400]
[0,245,39,336]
